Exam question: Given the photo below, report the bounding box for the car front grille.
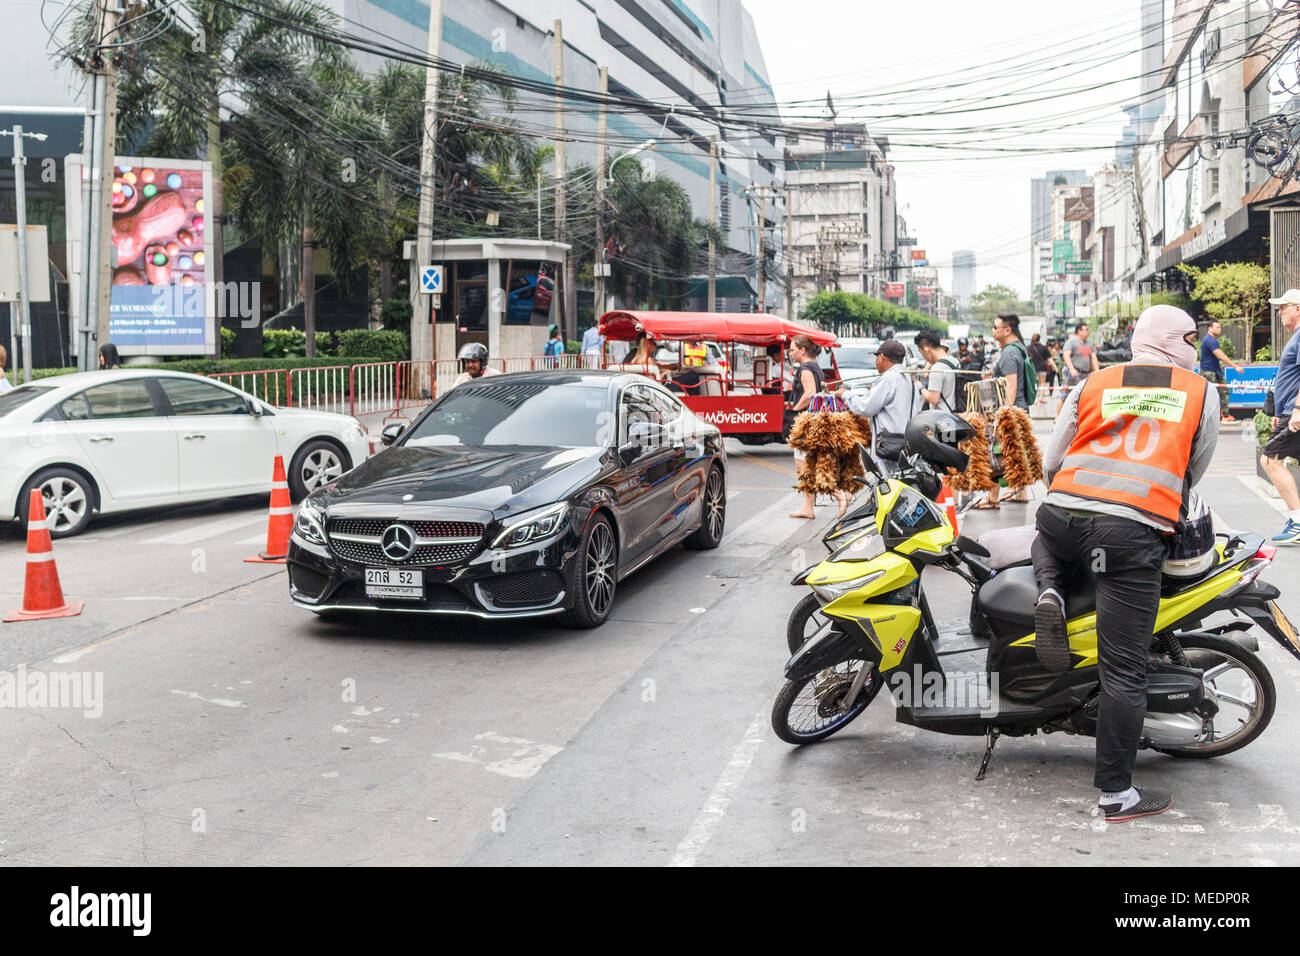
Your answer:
[478,570,565,609]
[326,517,484,567]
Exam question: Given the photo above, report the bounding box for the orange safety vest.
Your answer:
[683,342,707,367]
[1049,363,1206,525]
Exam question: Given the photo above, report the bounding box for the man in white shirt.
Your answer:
[0,344,13,394]
[836,339,920,472]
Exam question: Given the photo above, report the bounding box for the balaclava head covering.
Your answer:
[1131,304,1197,370]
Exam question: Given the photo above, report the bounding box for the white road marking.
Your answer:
[669,710,766,867]
[1235,474,1289,515]
[142,513,268,545]
[432,731,562,779]
[170,689,245,708]
[235,534,267,545]
[726,489,742,500]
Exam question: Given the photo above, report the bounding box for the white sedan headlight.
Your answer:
[293,497,328,546]
[491,502,569,549]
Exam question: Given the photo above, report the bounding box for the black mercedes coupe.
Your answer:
[287,370,727,627]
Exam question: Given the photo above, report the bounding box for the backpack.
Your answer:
[1006,340,1038,405]
[934,355,968,413]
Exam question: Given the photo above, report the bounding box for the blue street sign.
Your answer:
[420,265,444,294]
[1226,363,1278,409]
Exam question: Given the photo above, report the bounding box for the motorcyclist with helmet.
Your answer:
[451,342,501,388]
[1031,304,1219,823]
[955,337,980,373]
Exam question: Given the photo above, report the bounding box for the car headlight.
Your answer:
[293,497,328,546]
[492,502,570,549]
[810,569,885,604]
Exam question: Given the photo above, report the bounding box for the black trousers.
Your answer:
[1032,504,1166,792]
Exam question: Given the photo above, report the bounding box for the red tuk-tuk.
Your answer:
[597,311,840,444]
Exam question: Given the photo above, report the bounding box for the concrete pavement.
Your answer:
[0,429,1298,865]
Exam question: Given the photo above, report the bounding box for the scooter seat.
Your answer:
[977,564,1097,629]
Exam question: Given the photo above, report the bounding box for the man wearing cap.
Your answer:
[836,339,920,473]
[1262,290,1300,545]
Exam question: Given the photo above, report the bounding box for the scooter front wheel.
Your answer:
[787,592,833,655]
[771,657,882,744]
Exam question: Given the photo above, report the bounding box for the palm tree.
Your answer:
[105,0,344,300]
[223,57,382,356]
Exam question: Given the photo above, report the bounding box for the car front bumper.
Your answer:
[286,519,585,619]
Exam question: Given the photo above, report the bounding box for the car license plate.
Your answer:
[365,567,423,600]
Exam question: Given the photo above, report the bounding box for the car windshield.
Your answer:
[834,347,878,368]
[0,385,54,418]
[405,380,610,448]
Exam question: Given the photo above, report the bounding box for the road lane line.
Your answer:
[732,450,795,477]
[141,513,268,545]
[669,710,766,867]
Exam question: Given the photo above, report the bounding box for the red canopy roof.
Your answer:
[598,311,836,347]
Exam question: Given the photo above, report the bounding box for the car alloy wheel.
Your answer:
[301,447,344,493]
[585,520,616,616]
[704,468,725,540]
[40,475,90,535]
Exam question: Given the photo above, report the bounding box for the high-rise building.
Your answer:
[1030,169,1088,289]
[951,250,976,306]
[784,120,899,312]
[325,0,784,308]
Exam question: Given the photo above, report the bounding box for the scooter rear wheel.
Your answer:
[771,657,882,744]
[1152,634,1275,759]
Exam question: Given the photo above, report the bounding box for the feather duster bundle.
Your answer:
[789,411,873,495]
[994,406,1043,490]
[949,412,995,492]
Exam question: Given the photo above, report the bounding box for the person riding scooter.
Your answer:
[1031,304,1219,823]
[451,342,501,388]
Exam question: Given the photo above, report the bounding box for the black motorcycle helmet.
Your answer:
[458,341,489,375]
[904,410,973,472]
[957,337,969,348]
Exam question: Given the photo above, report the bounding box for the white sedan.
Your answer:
[0,369,370,537]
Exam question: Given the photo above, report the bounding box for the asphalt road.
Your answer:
[1,425,1298,866]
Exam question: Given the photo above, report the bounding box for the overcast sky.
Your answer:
[743,0,1145,298]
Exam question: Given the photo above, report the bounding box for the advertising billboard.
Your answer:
[910,249,927,260]
[885,282,904,298]
[108,157,215,355]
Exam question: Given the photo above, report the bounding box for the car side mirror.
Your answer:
[245,397,263,417]
[618,441,641,467]
[380,423,406,447]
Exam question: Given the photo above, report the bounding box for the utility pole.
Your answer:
[554,21,576,340]
[595,66,608,319]
[755,183,766,313]
[84,0,121,366]
[784,183,793,319]
[708,136,717,312]
[4,126,40,383]
[412,0,443,365]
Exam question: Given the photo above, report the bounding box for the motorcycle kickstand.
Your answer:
[976,728,1000,781]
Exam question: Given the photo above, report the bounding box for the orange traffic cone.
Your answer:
[938,478,959,536]
[4,490,84,622]
[244,456,294,564]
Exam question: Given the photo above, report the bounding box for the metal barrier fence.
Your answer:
[289,364,352,414]
[207,369,289,405]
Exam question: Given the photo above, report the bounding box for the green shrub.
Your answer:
[1257,344,1274,362]
[381,297,412,333]
[337,329,408,362]
[220,326,236,358]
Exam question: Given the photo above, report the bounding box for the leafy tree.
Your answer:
[105,0,344,293]
[1178,262,1271,334]
[970,283,1032,324]
[802,291,945,333]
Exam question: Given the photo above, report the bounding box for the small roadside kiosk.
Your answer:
[596,310,840,445]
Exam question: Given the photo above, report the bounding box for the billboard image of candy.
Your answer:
[108,158,214,355]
